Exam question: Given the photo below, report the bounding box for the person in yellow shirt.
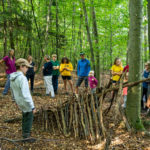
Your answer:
[59,57,74,94]
[110,58,123,84]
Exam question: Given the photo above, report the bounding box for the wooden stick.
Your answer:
[99,91,106,138]
[85,95,95,142]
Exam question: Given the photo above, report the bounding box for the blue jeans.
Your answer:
[26,74,35,92]
[52,75,59,92]
[3,74,10,95]
[76,76,88,87]
[123,95,127,108]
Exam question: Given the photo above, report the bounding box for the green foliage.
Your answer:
[0,0,147,68]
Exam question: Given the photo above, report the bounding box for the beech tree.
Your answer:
[126,0,144,130]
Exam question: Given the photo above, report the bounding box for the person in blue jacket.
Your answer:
[142,62,150,110]
[75,52,90,95]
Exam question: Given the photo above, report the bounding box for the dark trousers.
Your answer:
[26,74,35,92]
[141,87,148,108]
[52,75,59,93]
[22,111,33,138]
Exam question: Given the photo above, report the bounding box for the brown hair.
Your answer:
[114,57,121,65]
[61,57,69,64]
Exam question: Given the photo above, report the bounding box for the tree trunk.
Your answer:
[56,0,59,59]
[90,0,100,86]
[110,0,113,66]
[2,0,7,56]
[144,6,148,62]
[147,0,150,60]
[126,0,144,131]
[81,0,96,72]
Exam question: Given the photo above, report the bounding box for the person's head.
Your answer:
[44,55,50,62]
[80,52,85,59]
[114,58,121,66]
[52,54,57,62]
[145,62,150,71]
[27,55,32,62]
[125,72,129,80]
[89,70,94,77]
[15,58,32,74]
[9,49,15,57]
[61,57,69,64]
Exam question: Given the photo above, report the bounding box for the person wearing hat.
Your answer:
[75,52,91,95]
[0,49,16,96]
[51,54,60,95]
[10,58,36,141]
[43,55,55,98]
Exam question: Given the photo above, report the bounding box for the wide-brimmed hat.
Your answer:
[15,58,32,68]
[52,54,57,57]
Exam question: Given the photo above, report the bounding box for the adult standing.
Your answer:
[75,52,91,95]
[59,57,74,94]
[0,49,16,95]
[51,54,60,95]
[26,55,36,93]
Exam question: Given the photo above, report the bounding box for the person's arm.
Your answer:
[66,63,73,72]
[20,77,35,110]
[59,64,65,73]
[87,61,91,73]
[77,62,80,75]
[0,59,4,64]
[115,71,123,76]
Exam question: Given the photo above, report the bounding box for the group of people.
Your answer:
[0,50,98,141]
[110,57,150,110]
[1,49,149,141]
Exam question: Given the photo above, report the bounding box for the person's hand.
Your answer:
[92,79,94,81]
[33,108,36,114]
[65,68,69,71]
[42,66,44,69]
[53,66,57,70]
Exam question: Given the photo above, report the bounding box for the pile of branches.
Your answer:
[5,76,150,148]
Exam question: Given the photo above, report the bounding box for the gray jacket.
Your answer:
[10,71,35,112]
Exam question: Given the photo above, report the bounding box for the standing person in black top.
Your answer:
[26,55,36,93]
[43,55,55,98]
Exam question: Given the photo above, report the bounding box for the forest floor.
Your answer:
[0,73,150,150]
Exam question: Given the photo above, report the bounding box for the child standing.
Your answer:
[111,58,123,84]
[10,58,36,141]
[122,73,128,108]
[88,71,98,94]
[43,55,55,98]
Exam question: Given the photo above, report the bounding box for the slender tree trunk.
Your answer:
[126,0,144,131]
[90,0,100,86]
[147,0,150,60]
[45,0,52,54]
[110,0,113,66]
[144,6,148,62]
[56,0,59,59]
[81,0,96,71]
[2,0,7,56]
[30,0,44,56]
[8,1,15,50]
[79,10,83,51]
